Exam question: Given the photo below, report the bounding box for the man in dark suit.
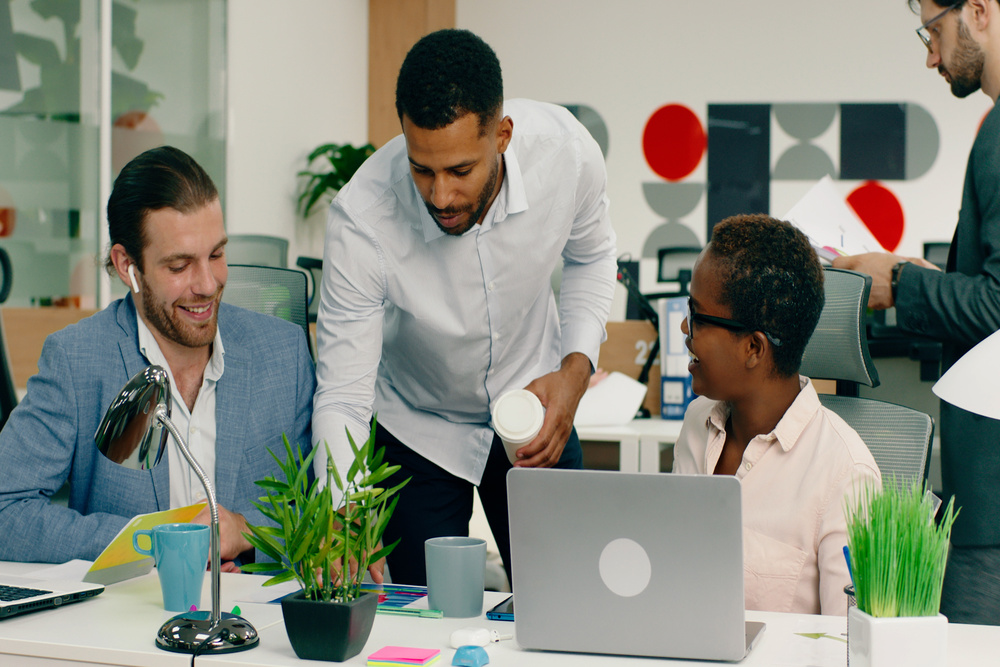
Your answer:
[834,0,1000,625]
[0,146,314,566]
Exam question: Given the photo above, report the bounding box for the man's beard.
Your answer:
[139,277,221,349]
[946,18,985,99]
[425,156,500,236]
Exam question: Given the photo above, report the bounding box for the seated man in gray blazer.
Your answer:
[0,146,314,567]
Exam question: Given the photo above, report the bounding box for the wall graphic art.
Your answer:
[567,102,941,262]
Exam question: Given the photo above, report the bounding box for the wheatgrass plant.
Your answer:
[846,477,957,618]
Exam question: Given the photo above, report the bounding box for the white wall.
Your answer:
[225,0,368,266]
[456,0,994,313]
[223,1,994,304]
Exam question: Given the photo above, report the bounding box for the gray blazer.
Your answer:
[896,101,1000,546]
[0,296,315,562]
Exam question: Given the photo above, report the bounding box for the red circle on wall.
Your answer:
[846,181,904,252]
[642,104,706,182]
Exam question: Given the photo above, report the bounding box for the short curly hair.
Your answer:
[395,29,503,135]
[707,214,825,377]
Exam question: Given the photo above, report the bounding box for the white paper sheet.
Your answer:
[933,327,1000,419]
[574,371,648,427]
[783,176,885,259]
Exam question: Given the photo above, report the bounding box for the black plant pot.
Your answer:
[281,590,378,662]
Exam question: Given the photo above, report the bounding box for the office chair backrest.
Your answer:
[800,267,879,394]
[226,234,290,268]
[0,309,18,430]
[819,394,933,491]
[295,256,323,323]
[222,264,311,355]
[800,268,933,487]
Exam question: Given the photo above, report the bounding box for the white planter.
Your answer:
[848,607,947,667]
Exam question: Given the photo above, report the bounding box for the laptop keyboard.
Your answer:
[0,584,51,601]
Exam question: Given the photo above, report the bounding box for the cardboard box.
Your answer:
[596,321,660,417]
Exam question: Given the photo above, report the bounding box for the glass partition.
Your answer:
[0,0,226,308]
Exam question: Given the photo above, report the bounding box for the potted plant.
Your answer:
[845,477,958,667]
[296,142,376,218]
[243,416,407,662]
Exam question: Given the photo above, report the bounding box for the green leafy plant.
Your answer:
[242,416,407,603]
[296,142,376,218]
[846,477,958,617]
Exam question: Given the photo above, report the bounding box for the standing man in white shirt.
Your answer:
[312,29,617,585]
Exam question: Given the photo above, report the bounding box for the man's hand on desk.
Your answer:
[832,253,939,310]
[192,503,253,571]
[515,352,591,468]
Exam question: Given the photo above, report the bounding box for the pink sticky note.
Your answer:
[367,645,440,664]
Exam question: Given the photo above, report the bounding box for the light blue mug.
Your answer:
[133,523,209,612]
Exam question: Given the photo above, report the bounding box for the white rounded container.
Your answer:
[492,389,545,464]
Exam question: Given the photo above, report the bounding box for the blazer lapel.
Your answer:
[114,296,171,510]
[213,317,250,509]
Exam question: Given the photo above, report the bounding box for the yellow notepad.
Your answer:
[84,502,206,585]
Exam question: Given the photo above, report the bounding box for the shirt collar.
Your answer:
[704,376,819,453]
[416,144,528,241]
[135,310,225,383]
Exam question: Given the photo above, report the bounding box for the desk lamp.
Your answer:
[932,328,1000,419]
[95,365,259,654]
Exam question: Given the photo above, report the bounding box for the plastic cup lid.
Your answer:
[492,390,544,441]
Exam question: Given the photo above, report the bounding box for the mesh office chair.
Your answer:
[799,268,933,490]
[226,234,290,268]
[0,310,18,431]
[222,264,311,356]
[295,256,323,323]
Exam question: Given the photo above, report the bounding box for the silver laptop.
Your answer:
[507,468,765,661]
[0,575,104,619]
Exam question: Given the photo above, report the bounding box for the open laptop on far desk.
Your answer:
[507,468,764,662]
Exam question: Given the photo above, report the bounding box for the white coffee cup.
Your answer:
[492,389,545,464]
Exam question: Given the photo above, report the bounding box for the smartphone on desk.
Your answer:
[486,595,513,621]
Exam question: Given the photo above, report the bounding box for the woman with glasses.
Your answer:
[672,214,881,616]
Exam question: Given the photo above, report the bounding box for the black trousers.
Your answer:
[377,422,583,586]
[940,544,1000,625]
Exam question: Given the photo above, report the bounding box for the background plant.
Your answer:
[296,142,375,218]
[242,417,406,603]
[846,476,958,617]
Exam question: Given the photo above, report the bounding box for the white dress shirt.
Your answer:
[672,378,881,615]
[313,99,617,484]
[136,314,225,508]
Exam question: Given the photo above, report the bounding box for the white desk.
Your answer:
[577,417,683,473]
[3,564,998,666]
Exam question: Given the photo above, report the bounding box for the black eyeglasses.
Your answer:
[917,1,963,51]
[687,298,782,347]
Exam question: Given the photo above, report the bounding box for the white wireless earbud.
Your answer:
[128,264,140,294]
[449,627,512,648]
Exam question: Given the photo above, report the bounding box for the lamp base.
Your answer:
[155,610,259,654]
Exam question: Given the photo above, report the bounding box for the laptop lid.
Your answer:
[507,468,762,661]
[0,575,104,619]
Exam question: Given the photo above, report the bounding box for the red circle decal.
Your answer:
[846,181,904,252]
[642,104,706,182]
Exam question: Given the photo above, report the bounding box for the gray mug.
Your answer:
[425,536,487,617]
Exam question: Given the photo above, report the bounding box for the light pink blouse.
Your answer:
[672,378,881,615]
